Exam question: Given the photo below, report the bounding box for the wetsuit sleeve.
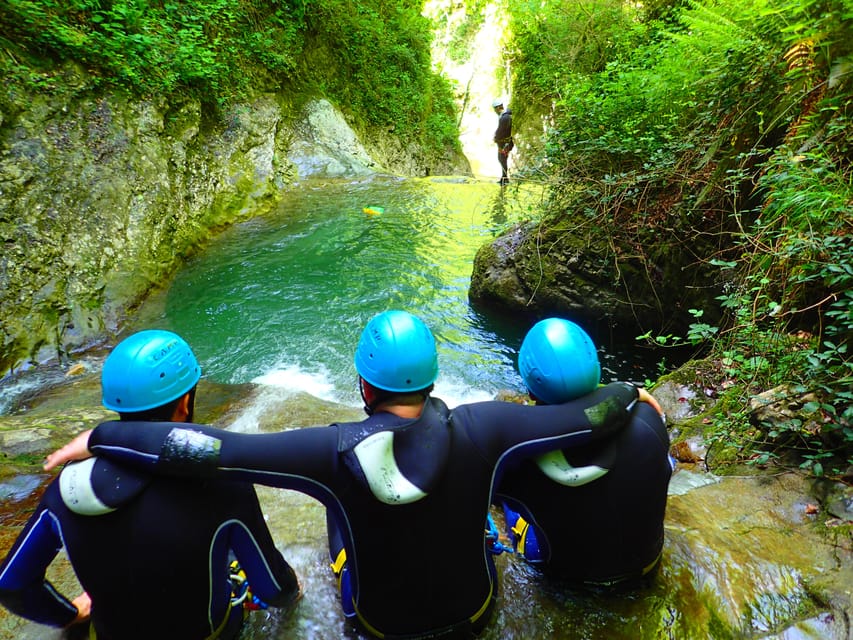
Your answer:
[0,502,78,627]
[226,488,299,607]
[457,381,638,466]
[88,421,342,500]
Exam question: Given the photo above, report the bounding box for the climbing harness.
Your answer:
[229,561,268,610]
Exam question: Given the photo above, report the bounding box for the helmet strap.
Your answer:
[359,377,380,416]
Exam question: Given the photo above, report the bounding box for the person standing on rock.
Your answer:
[492,97,514,185]
[494,318,675,587]
[0,330,300,639]
[43,310,653,639]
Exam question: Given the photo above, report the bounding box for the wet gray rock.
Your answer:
[288,99,380,178]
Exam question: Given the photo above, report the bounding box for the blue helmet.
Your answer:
[518,318,600,404]
[354,311,439,393]
[102,330,201,412]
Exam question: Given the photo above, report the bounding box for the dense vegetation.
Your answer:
[505,0,852,478]
[0,0,459,156]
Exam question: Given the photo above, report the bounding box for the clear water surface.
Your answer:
[132,175,659,409]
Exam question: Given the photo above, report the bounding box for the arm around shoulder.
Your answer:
[582,382,639,438]
[44,429,93,471]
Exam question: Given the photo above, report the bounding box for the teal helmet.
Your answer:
[518,318,601,404]
[102,330,201,412]
[354,310,439,393]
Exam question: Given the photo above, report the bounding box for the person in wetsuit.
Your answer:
[0,330,299,639]
[495,318,674,587]
[44,311,653,639]
[492,98,513,185]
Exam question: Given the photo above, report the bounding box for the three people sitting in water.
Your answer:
[10,311,670,639]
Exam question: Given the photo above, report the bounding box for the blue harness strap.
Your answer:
[485,514,514,555]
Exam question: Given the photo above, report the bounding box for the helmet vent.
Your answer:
[159,372,165,378]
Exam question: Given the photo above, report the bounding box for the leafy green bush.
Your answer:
[702,0,852,477]
[0,0,460,151]
[0,0,305,98]
[505,0,852,477]
[507,0,645,127]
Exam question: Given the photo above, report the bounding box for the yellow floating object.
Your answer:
[363,206,384,215]
[66,363,86,377]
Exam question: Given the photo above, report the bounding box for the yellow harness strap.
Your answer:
[469,580,494,625]
[583,549,665,588]
[205,600,238,640]
[355,585,493,640]
[355,609,385,638]
[330,548,381,637]
[510,514,531,555]
[330,547,347,577]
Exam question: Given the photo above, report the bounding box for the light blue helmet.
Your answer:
[354,310,439,393]
[518,318,601,404]
[102,330,201,412]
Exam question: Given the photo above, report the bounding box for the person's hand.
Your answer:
[44,429,94,471]
[68,591,91,625]
[637,387,664,416]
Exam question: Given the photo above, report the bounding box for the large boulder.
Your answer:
[469,217,725,337]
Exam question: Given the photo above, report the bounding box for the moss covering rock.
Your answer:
[1,58,468,378]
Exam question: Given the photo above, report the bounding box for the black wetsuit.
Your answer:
[495,401,673,584]
[80,382,638,639]
[0,458,298,639]
[493,108,513,183]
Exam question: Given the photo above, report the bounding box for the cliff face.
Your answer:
[0,62,469,377]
